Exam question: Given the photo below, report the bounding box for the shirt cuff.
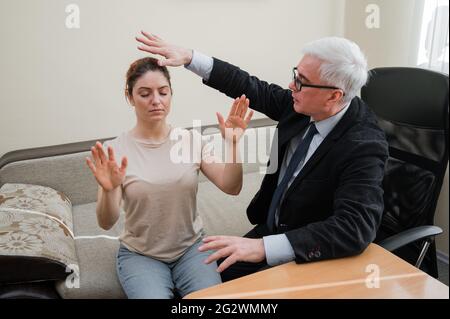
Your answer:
[263,234,296,266]
[184,50,214,81]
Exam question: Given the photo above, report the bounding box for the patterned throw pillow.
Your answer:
[0,183,79,284]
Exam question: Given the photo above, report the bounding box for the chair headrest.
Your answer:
[361,67,449,129]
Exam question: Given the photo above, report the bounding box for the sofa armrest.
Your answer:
[0,281,60,299]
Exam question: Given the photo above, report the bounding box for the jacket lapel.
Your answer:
[283,100,360,199]
[268,113,309,175]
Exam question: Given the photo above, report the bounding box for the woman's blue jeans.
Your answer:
[116,239,222,299]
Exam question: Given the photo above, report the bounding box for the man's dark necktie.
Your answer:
[266,122,318,232]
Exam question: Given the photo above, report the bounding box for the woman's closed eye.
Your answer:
[138,89,169,99]
[159,89,170,96]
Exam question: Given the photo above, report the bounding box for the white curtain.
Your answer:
[417,0,449,74]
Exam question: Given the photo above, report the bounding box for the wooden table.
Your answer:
[185,244,449,299]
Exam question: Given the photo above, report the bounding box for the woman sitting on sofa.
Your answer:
[85,57,253,299]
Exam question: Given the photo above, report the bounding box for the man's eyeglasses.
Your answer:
[292,67,345,95]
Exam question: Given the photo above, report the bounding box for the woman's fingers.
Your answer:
[120,156,128,173]
[240,98,251,124]
[228,97,239,118]
[239,98,250,119]
[216,112,225,128]
[108,146,116,163]
[221,95,252,134]
[245,110,254,125]
[232,95,249,121]
[95,142,107,164]
[91,146,100,165]
[235,95,248,118]
[85,157,96,174]
[236,95,244,117]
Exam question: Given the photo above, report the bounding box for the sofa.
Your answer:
[0,119,276,298]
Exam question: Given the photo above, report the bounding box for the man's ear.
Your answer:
[327,90,344,105]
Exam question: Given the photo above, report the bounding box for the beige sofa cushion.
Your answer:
[56,202,126,299]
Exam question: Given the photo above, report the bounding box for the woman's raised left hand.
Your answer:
[216,95,254,144]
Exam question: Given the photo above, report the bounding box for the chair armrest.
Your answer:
[378,225,443,252]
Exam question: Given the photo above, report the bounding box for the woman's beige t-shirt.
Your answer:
[104,127,216,263]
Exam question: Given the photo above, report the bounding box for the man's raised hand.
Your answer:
[136,31,193,67]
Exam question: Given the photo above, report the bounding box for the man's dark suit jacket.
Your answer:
[203,58,389,264]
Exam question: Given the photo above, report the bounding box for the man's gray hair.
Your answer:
[302,37,368,104]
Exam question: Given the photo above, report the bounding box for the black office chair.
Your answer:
[361,67,449,278]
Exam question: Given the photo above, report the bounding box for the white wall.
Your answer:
[344,0,425,68]
[0,0,345,157]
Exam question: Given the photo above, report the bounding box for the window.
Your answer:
[417,0,449,74]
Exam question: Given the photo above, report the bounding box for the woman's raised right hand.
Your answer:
[86,142,128,192]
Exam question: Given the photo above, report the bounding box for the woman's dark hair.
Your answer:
[125,57,172,100]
